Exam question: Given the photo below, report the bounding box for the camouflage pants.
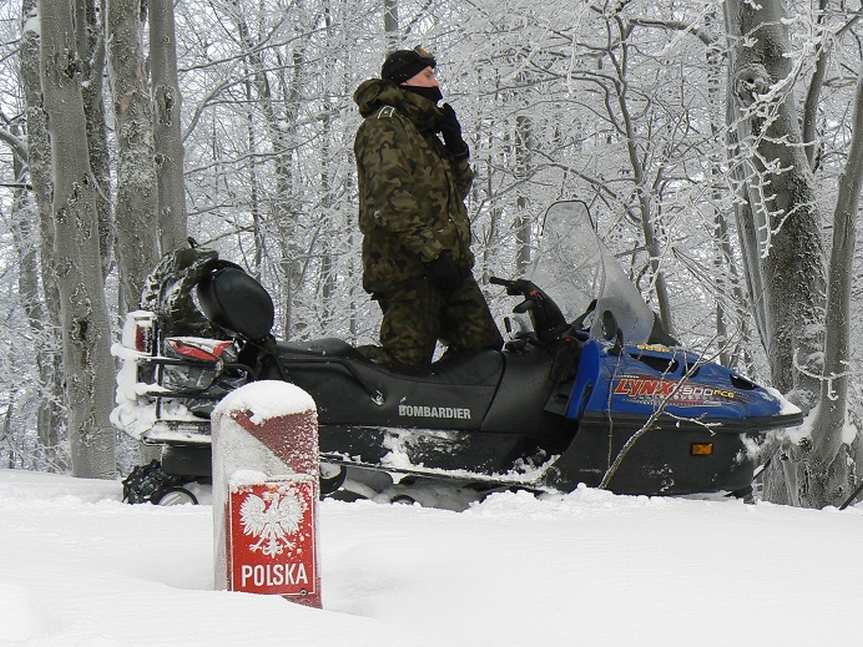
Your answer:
[370,275,503,371]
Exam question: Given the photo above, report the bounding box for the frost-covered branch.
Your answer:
[0,127,27,161]
[629,16,716,47]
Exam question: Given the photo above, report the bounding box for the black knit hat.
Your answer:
[381,46,437,84]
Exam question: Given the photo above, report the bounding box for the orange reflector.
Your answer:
[690,442,714,456]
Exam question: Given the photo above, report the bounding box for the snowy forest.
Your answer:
[0,0,862,509]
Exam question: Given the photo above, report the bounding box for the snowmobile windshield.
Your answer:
[527,201,655,344]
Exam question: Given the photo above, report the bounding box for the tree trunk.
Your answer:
[9,142,55,457]
[725,0,838,506]
[514,113,532,276]
[277,44,307,339]
[791,68,863,507]
[2,396,16,468]
[40,0,116,478]
[724,21,769,357]
[705,9,732,366]
[346,172,359,345]
[383,0,399,51]
[20,0,65,456]
[149,0,189,252]
[802,0,829,169]
[76,0,112,275]
[243,61,263,278]
[106,0,160,305]
[727,0,826,402]
[702,16,751,369]
[319,110,336,333]
[482,134,502,284]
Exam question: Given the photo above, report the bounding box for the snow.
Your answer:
[229,469,270,487]
[22,14,39,37]
[374,427,558,485]
[213,380,316,424]
[763,385,803,416]
[842,418,858,444]
[2,469,862,646]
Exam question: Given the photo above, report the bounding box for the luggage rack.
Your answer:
[142,419,212,446]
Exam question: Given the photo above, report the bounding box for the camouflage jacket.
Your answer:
[353,79,475,293]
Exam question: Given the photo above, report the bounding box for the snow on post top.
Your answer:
[213,380,316,424]
[228,469,269,488]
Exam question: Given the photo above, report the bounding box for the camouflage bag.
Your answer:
[140,246,222,338]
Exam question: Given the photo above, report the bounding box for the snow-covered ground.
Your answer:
[1,469,861,647]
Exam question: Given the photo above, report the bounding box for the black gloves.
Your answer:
[439,103,469,159]
[424,252,464,291]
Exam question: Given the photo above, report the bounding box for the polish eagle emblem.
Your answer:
[239,488,307,557]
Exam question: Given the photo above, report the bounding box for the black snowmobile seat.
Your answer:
[346,349,503,390]
[428,350,503,387]
[277,338,360,358]
[277,341,503,431]
[279,338,503,388]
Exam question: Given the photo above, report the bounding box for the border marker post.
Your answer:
[212,381,321,607]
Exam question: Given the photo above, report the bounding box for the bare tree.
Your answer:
[150,0,189,252]
[794,67,863,507]
[724,0,863,507]
[75,0,112,275]
[605,14,675,335]
[19,0,65,453]
[106,0,160,303]
[39,0,115,478]
[383,0,399,51]
[726,0,826,399]
[225,0,311,338]
[513,111,532,276]
[8,132,60,463]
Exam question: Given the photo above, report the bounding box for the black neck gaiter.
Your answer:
[403,85,443,105]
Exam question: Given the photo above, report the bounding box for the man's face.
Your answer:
[402,66,439,88]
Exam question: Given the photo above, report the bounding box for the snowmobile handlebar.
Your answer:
[489,276,533,296]
[490,276,567,341]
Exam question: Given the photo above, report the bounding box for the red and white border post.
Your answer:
[212,381,321,608]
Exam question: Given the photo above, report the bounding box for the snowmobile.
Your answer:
[112,201,802,506]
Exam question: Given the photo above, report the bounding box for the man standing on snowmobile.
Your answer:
[353,46,503,371]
